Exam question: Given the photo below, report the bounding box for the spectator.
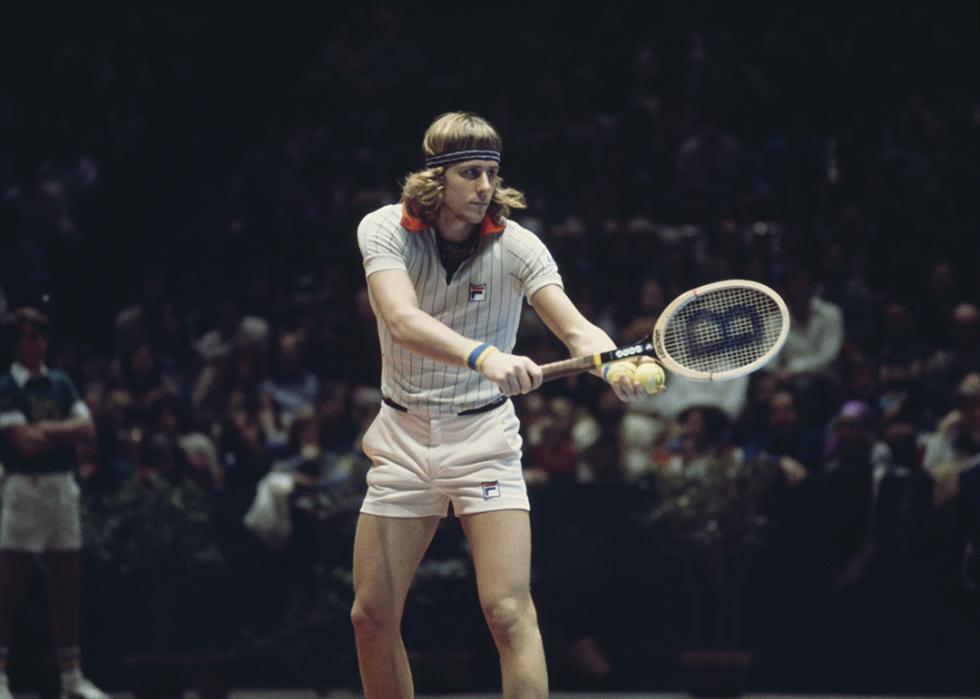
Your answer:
[525,399,578,484]
[193,331,271,432]
[244,406,355,550]
[661,404,736,474]
[915,258,961,352]
[576,391,628,482]
[261,329,318,430]
[146,392,221,489]
[218,387,272,490]
[744,387,825,484]
[773,265,845,427]
[192,293,270,365]
[820,401,877,586]
[634,371,749,424]
[773,265,845,381]
[816,237,875,350]
[925,303,980,409]
[732,371,781,445]
[117,338,179,427]
[924,372,980,508]
[313,381,360,456]
[871,421,933,571]
[0,307,109,699]
[839,355,881,424]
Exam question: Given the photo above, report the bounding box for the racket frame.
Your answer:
[539,279,789,383]
[652,278,789,381]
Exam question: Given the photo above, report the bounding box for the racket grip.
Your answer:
[540,355,601,383]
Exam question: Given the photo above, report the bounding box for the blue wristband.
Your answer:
[467,343,492,370]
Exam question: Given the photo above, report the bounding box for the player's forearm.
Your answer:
[2,425,55,457]
[385,307,485,368]
[529,286,616,370]
[557,322,619,376]
[38,417,96,446]
[561,322,618,357]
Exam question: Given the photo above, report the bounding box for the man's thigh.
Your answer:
[352,513,441,611]
[459,509,532,600]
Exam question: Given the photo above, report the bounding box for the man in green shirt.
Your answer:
[0,308,109,699]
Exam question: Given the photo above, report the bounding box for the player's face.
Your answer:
[440,159,498,226]
[16,324,48,369]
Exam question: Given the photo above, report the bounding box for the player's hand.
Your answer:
[479,351,543,395]
[606,357,666,403]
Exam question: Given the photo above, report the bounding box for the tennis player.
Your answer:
[351,111,658,698]
[0,308,109,699]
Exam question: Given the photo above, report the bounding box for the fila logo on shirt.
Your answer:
[482,481,500,499]
[469,283,487,301]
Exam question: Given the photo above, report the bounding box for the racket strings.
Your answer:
[662,287,785,374]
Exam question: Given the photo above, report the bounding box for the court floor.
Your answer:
[36,692,965,699]
[319,695,964,699]
[9,691,973,698]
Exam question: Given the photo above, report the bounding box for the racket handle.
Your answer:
[540,339,656,383]
[540,355,601,382]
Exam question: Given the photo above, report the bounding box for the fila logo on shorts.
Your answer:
[469,283,487,301]
[482,481,500,499]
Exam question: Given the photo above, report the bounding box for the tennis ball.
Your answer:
[634,362,666,393]
[604,361,636,385]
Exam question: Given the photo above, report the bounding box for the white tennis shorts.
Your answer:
[360,400,529,518]
[0,473,82,552]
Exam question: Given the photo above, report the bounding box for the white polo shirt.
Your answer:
[357,203,563,416]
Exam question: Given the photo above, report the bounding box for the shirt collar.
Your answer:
[10,362,49,387]
[400,203,506,237]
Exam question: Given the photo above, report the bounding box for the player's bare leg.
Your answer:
[44,550,110,699]
[351,513,440,699]
[0,550,33,639]
[43,551,81,649]
[461,509,547,699]
[0,550,34,688]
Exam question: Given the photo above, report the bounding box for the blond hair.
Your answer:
[401,112,526,225]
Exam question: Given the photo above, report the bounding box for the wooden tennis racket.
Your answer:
[541,279,790,383]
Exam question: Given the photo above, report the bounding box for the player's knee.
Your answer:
[350,598,400,637]
[482,593,533,638]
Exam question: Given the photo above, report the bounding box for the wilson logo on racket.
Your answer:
[686,307,764,358]
[469,283,487,301]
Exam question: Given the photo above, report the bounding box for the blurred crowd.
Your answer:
[0,0,978,687]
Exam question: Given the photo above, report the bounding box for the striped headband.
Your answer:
[424,149,501,168]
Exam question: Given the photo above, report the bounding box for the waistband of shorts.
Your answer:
[382,395,509,417]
